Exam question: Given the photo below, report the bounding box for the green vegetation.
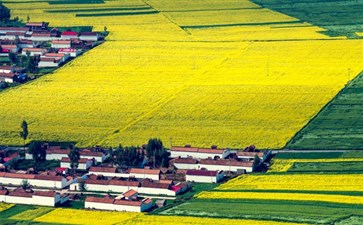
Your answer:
[288,161,363,173]
[275,152,344,159]
[49,0,104,5]
[46,6,151,13]
[0,219,67,225]
[161,198,363,224]
[253,0,363,38]
[12,159,60,171]
[0,205,34,219]
[288,72,363,150]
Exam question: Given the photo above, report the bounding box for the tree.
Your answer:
[68,147,80,177]
[104,26,107,33]
[0,3,10,23]
[26,56,38,73]
[252,154,262,172]
[19,120,28,152]
[26,15,30,23]
[21,179,29,190]
[146,138,169,168]
[28,141,46,171]
[9,52,16,65]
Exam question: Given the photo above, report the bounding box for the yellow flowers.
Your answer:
[217,174,363,191]
[34,208,307,225]
[0,203,13,212]
[1,0,363,149]
[197,191,363,205]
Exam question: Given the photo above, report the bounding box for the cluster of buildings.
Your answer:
[0,142,271,212]
[0,21,103,83]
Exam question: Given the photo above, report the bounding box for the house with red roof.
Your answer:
[51,40,71,49]
[31,32,53,41]
[61,31,78,40]
[85,190,152,212]
[0,72,15,83]
[129,167,161,180]
[170,145,231,159]
[21,47,47,56]
[80,150,107,163]
[61,157,93,170]
[185,169,224,183]
[0,187,69,206]
[26,22,49,32]
[1,45,19,53]
[0,27,29,35]
[58,48,80,58]
[79,32,99,41]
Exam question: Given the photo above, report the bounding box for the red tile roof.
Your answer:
[141,181,170,189]
[199,159,253,167]
[4,173,35,179]
[114,199,143,206]
[61,31,78,36]
[85,179,108,185]
[23,48,44,52]
[129,168,160,175]
[32,33,51,37]
[108,180,139,187]
[26,22,47,27]
[0,72,14,78]
[34,175,64,181]
[171,146,227,154]
[86,196,114,204]
[61,157,90,163]
[186,169,219,176]
[123,189,138,198]
[89,167,117,173]
[46,148,69,154]
[44,53,65,58]
[0,189,9,195]
[0,27,29,32]
[34,191,56,197]
[8,189,33,198]
[80,151,104,157]
[52,40,71,44]
[173,158,198,164]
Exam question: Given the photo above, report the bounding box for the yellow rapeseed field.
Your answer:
[2,0,363,148]
[34,208,308,225]
[0,203,13,212]
[196,191,363,205]
[10,207,53,221]
[217,174,363,191]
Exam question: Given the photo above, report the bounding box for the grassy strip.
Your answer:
[161,198,363,224]
[0,219,67,225]
[0,205,35,219]
[287,71,363,150]
[275,152,344,159]
[75,10,158,17]
[289,161,363,172]
[46,6,151,13]
[49,0,104,5]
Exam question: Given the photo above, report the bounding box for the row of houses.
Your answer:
[0,187,69,206]
[74,175,191,197]
[172,157,254,173]
[169,145,271,161]
[85,189,152,212]
[0,172,73,189]
[88,167,161,180]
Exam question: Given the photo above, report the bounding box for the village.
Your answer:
[0,21,105,87]
[0,140,272,212]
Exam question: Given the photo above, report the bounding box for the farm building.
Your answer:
[31,32,52,41]
[88,167,118,177]
[236,151,272,162]
[129,168,161,180]
[0,172,73,189]
[0,27,29,35]
[170,146,231,159]
[83,177,140,193]
[0,188,69,206]
[61,31,78,40]
[79,32,99,41]
[22,48,47,56]
[38,57,62,68]
[58,48,80,57]
[172,157,199,170]
[80,151,107,163]
[60,157,93,170]
[85,190,152,212]
[199,159,253,173]
[51,40,71,49]
[185,170,224,183]
[42,53,69,63]
[0,72,14,83]
[26,22,49,32]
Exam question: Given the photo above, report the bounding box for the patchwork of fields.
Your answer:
[1,0,363,149]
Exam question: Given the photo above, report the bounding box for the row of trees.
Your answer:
[0,3,10,23]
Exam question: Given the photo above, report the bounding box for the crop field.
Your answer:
[288,71,363,150]
[0,205,307,225]
[1,0,363,149]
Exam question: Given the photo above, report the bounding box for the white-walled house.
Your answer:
[129,168,160,180]
[82,178,139,193]
[21,48,47,56]
[0,27,29,35]
[172,157,199,170]
[170,146,231,159]
[26,147,69,160]
[80,151,107,163]
[0,172,72,189]
[88,167,118,177]
[61,31,78,40]
[38,57,62,68]
[58,48,80,57]
[236,151,272,162]
[51,40,71,49]
[61,157,93,170]
[85,193,152,212]
[0,188,69,206]
[185,170,224,183]
[79,32,99,41]
[199,159,253,173]
[0,72,15,83]
[31,33,53,41]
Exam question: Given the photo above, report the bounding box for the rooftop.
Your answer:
[186,169,219,176]
[129,168,160,175]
